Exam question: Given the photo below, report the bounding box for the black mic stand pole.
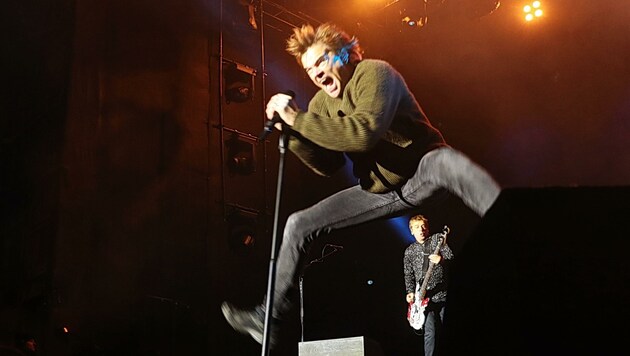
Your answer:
[299,274,305,343]
[298,246,343,343]
[261,128,289,356]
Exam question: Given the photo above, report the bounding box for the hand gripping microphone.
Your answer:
[257,90,296,142]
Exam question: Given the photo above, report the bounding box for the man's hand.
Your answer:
[429,254,442,264]
[406,292,415,303]
[265,93,298,129]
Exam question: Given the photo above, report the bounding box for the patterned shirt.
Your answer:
[403,233,454,303]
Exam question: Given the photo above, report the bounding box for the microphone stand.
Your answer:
[299,245,343,343]
[299,274,305,342]
[261,128,289,356]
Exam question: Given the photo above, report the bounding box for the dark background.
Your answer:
[2,0,628,355]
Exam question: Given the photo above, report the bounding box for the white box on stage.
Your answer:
[298,336,383,356]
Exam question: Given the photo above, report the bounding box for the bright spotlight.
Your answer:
[401,15,426,28]
[523,1,544,22]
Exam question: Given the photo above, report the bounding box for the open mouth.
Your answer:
[321,77,333,87]
[318,75,339,97]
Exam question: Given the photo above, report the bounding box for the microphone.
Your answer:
[258,90,296,142]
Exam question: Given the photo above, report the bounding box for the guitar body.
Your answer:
[407,285,428,330]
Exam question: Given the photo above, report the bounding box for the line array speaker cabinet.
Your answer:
[441,186,630,355]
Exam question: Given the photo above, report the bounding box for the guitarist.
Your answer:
[403,214,454,356]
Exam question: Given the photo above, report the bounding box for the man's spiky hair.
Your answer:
[286,23,362,66]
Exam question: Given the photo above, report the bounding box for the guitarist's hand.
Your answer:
[406,292,415,303]
[429,254,442,264]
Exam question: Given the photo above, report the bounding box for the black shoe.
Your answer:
[222,302,277,346]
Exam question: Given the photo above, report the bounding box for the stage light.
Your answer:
[223,60,256,104]
[523,1,543,22]
[225,133,256,175]
[400,10,427,30]
[245,0,257,30]
[54,325,71,339]
[226,208,258,251]
[402,15,426,27]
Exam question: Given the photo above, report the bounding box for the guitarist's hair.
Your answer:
[409,214,429,236]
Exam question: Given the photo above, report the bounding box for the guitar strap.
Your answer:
[421,251,429,276]
[420,240,433,275]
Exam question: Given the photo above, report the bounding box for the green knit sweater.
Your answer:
[289,59,446,193]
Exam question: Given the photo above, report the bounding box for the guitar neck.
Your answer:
[417,237,444,299]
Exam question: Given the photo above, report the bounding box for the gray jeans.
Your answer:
[424,304,446,356]
[271,147,500,318]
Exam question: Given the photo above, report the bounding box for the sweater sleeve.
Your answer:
[287,92,346,176]
[292,60,404,153]
[287,131,346,176]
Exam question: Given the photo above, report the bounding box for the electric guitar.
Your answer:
[407,225,450,330]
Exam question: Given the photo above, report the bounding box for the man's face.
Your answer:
[410,220,427,243]
[301,41,349,98]
[26,338,36,351]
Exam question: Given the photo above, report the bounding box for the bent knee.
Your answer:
[420,148,473,179]
[283,213,302,236]
[282,211,319,252]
